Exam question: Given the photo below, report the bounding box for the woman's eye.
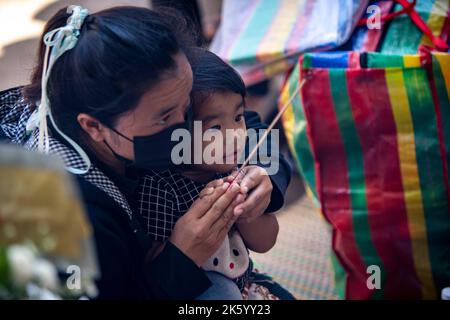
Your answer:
[235,114,244,122]
[157,115,170,126]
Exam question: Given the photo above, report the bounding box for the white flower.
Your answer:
[32,258,59,291]
[7,245,36,287]
[26,283,61,300]
[84,279,98,298]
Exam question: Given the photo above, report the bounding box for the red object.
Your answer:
[358,0,449,51]
[358,0,417,27]
[302,69,372,299]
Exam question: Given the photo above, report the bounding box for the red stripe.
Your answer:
[360,1,395,52]
[361,28,381,52]
[400,0,449,51]
[346,69,422,299]
[357,0,416,26]
[348,52,360,69]
[359,0,449,50]
[301,69,371,299]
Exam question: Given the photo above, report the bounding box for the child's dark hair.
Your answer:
[23,6,192,146]
[188,47,246,106]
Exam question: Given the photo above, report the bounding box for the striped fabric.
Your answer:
[210,0,368,85]
[348,0,395,52]
[381,0,450,54]
[279,50,450,299]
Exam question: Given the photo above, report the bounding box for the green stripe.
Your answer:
[302,54,313,69]
[329,69,386,299]
[228,0,281,64]
[289,64,319,201]
[403,67,450,292]
[366,53,406,68]
[432,55,450,187]
[330,250,346,299]
[381,0,436,54]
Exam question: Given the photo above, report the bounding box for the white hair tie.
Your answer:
[26,5,91,175]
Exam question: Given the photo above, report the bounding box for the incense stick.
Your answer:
[238,78,305,173]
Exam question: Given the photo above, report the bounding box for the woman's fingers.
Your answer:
[217,208,240,238]
[189,182,229,219]
[238,166,267,193]
[206,178,224,188]
[225,168,247,185]
[210,192,243,237]
[201,182,241,227]
[234,174,272,217]
[198,178,224,198]
[225,169,239,180]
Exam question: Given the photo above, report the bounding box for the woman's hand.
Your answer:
[225,166,273,223]
[169,179,245,266]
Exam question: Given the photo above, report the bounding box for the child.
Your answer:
[137,48,279,299]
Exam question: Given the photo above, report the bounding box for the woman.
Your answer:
[0,6,291,299]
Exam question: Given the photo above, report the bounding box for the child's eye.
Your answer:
[209,125,221,131]
[235,114,244,122]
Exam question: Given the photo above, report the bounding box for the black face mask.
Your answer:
[104,108,192,172]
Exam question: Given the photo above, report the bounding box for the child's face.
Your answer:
[192,91,247,173]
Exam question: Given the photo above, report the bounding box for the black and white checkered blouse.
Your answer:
[137,170,227,241]
[136,169,253,290]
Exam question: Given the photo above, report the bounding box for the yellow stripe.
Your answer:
[433,53,450,99]
[280,78,295,151]
[403,55,421,68]
[264,59,291,78]
[385,67,436,299]
[420,0,449,47]
[256,0,303,62]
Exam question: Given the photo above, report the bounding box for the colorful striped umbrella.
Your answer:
[210,0,369,85]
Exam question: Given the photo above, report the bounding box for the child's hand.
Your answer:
[200,177,250,223]
[236,213,279,253]
[235,200,263,224]
[199,177,247,199]
[225,166,273,223]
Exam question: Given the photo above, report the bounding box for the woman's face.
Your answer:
[106,53,193,160]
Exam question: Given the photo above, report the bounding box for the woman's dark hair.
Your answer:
[23,6,191,145]
[187,47,246,106]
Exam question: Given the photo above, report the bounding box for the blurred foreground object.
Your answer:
[0,143,98,299]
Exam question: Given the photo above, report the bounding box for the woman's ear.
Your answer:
[77,113,107,142]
